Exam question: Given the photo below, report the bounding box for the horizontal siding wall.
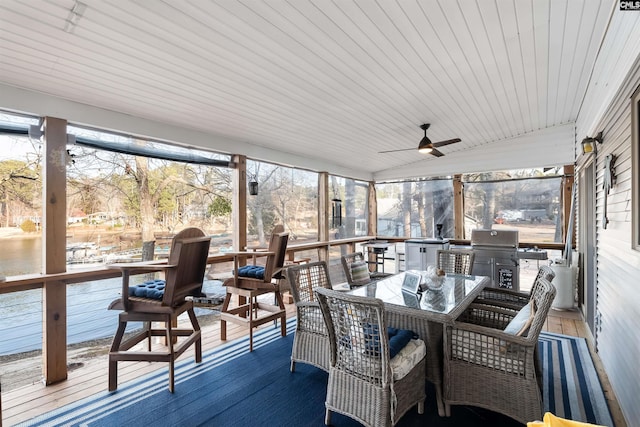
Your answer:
[577,53,640,426]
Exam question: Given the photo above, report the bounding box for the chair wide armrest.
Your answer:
[445,321,535,373]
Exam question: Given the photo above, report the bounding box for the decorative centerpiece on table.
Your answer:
[421,265,446,291]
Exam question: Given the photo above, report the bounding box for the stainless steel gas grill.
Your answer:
[470,229,520,291]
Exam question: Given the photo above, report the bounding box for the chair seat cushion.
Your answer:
[338,332,425,381]
[237,265,265,279]
[390,338,426,380]
[129,279,166,300]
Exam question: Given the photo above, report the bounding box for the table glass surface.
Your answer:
[347,271,486,315]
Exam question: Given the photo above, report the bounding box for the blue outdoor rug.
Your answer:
[19,319,613,427]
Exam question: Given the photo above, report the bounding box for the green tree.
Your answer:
[208,196,232,218]
[0,159,40,227]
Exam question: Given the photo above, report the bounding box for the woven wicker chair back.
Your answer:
[436,249,475,275]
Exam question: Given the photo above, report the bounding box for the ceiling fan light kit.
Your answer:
[378,123,461,156]
[418,124,434,153]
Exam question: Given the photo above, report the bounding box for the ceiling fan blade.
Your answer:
[432,138,461,148]
[377,147,416,153]
[430,148,445,157]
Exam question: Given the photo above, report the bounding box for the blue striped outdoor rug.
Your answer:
[538,332,613,426]
[19,319,613,426]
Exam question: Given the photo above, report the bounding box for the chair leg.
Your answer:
[220,292,232,341]
[290,360,296,372]
[187,308,202,363]
[145,321,152,351]
[276,292,287,337]
[108,320,127,392]
[325,409,332,425]
[166,316,175,393]
[249,304,258,352]
[168,358,175,393]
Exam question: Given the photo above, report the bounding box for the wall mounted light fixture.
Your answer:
[248,174,258,196]
[331,198,342,228]
[581,131,603,154]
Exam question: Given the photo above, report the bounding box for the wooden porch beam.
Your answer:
[318,172,329,262]
[233,155,247,253]
[563,164,575,247]
[42,117,68,385]
[368,182,377,237]
[453,174,464,239]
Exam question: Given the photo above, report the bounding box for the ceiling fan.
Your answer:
[378,123,461,157]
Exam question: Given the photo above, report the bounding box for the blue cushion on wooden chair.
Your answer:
[129,279,166,300]
[237,265,265,279]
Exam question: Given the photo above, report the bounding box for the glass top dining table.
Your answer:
[346,271,490,417]
[346,271,488,321]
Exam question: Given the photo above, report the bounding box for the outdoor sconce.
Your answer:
[331,198,342,228]
[581,131,603,154]
[248,176,258,196]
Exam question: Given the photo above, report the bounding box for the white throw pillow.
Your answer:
[504,301,535,337]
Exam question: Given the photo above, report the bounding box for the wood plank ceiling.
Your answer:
[0,0,615,181]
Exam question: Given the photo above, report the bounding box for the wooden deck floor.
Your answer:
[0,304,627,427]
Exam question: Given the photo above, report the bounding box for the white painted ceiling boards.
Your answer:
[0,0,630,180]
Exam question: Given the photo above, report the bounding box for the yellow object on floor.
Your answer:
[528,412,606,427]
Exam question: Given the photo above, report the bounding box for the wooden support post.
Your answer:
[233,155,247,253]
[563,165,575,248]
[368,182,377,237]
[453,175,464,239]
[42,117,68,385]
[318,172,329,262]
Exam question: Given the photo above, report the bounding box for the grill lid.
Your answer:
[471,229,518,248]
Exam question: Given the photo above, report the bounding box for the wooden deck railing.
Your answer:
[0,235,564,387]
[0,235,395,386]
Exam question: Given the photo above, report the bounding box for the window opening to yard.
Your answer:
[463,169,563,242]
[246,159,318,246]
[0,111,42,276]
[329,175,368,240]
[65,125,234,265]
[376,179,454,239]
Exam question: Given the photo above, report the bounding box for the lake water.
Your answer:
[0,236,42,277]
[0,236,224,356]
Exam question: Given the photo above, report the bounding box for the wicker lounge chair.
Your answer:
[315,287,426,427]
[444,278,557,424]
[286,261,333,372]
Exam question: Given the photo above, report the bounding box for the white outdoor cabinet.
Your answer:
[404,239,450,271]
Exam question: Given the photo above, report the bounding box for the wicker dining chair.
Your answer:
[444,278,557,425]
[285,261,333,372]
[474,265,555,313]
[315,287,426,427]
[436,249,475,275]
[341,252,391,288]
